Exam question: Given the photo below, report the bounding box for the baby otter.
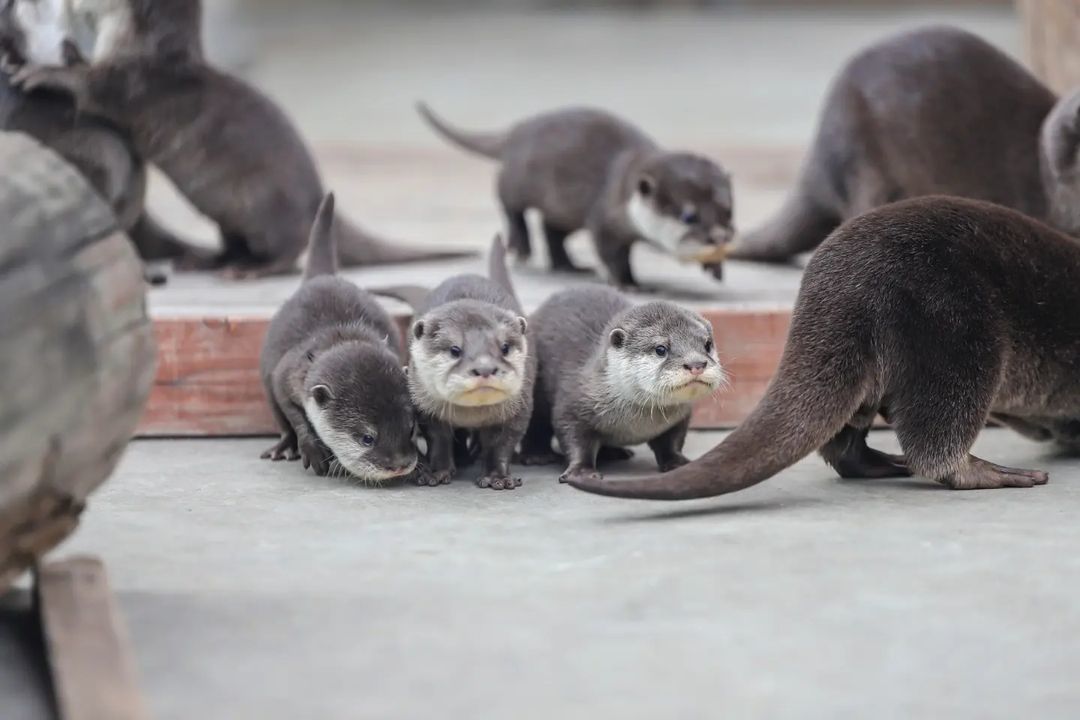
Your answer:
[418,102,734,286]
[259,194,418,483]
[379,237,534,490]
[520,286,727,485]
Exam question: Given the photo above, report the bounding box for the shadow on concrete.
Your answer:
[599,496,826,524]
[0,589,57,720]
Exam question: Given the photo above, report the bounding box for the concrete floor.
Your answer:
[18,428,1080,719]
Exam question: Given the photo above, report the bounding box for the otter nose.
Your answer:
[471,366,499,378]
[684,361,707,376]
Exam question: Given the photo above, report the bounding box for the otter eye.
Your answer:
[655,345,668,358]
[681,209,699,225]
[361,434,375,447]
[705,340,713,353]
[449,346,462,358]
[501,342,511,356]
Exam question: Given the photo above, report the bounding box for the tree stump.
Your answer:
[0,131,156,592]
[1018,0,1080,94]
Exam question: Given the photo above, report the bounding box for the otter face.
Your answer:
[302,342,418,484]
[5,0,69,64]
[1042,87,1080,236]
[626,152,734,273]
[410,300,529,409]
[605,302,727,406]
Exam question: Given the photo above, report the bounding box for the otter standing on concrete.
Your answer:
[4,0,473,277]
[0,1,198,282]
[418,102,734,286]
[731,26,1080,263]
[568,197,1080,501]
[260,194,418,483]
[520,286,726,485]
[381,237,534,490]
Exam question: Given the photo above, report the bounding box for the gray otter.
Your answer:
[731,26,1080,263]
[0,1,199,282]
[417,102,734,287]
[259,194,418,483]
[4,0,474,278]
[520,286,726,485]
[378,237,534,490]
[567,196,1080,501]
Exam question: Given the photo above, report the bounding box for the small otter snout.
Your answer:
[683,361,708,376]
[470,365,499,378]
[709,224,735,245]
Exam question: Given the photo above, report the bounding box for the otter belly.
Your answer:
[594,410,687,448]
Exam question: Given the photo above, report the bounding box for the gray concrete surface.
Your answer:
[33,428,1080,719]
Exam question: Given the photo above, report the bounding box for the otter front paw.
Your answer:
[559,466,603,485]
[415,467,454,487]
[477,474,522,491]
[260,434,299,462]
[300,439,332,476]
[10,64,70,94]
[657,453,690,473]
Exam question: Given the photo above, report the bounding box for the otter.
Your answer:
[377,237,535,490]
[417,102,734,287]
[519,286,726,485]
[566,196,1080,501]
[0,0,198,283]
[259,194,418,483]
[730,26,1080,263]
[4,0,474,278]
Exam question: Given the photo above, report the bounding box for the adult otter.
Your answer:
[569,197,1080,500]
[730,26,1080,262]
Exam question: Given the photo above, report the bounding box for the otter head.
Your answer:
[626,152,734,279]
[2,0,70,65]
[1041,86,1080,236]
[604,302,727,406]
[301,341,418,484]
[410,300,529,409]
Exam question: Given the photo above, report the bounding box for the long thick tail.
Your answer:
[303,193,338,281]
[336,217,476,267]
[727,191,840,264]
[416,101,507,160]
[486,234,520,307]
[567,302,872,500]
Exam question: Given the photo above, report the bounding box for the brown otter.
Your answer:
[418,102,734,286]
[4,0,474,277]
[730,26,1080,263]
[568,196,1080,500]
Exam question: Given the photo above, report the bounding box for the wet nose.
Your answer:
[709,224,734,243]
[471,366,499,378]
[684,361,707,376]
[388,456,416,474]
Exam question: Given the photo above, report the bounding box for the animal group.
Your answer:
[4,1,1080,502]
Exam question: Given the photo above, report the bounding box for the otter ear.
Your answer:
[402,365,409,377]
[516,316,528,335]
[412,320,425,340]
[609,328,627,349]
[637,175,656,198]
[311,384,334,406]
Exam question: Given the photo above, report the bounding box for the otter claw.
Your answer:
[477,474,522,490]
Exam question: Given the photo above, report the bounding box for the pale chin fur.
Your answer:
[302,399,415,483]
[14,0,68,64]
[626,193,689,255]
[412,343,527,409]
[605,351,727,407]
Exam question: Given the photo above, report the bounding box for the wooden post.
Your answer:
[1018,0,1080,93]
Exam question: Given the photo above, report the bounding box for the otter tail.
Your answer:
[368,285,431,311]
[486,234,520,307]
[335,216,476,267]
[303,193,338,281]
[416,101,508,160]
[727,191,840,264]
[567,299,873,500]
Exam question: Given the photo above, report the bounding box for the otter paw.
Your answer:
[559,467,603,485]
[300,440,332,477]
[260,435,299,462]
[657,454,691,473]
[514,450,564,466]
[10,64,64,93]
[477,474,522,491]
[415,468,453,487]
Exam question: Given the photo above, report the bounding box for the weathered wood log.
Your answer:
[0,132,156,593]
[1018,0,1080,94]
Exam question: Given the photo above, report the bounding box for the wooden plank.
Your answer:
[35,557,149,720]
[139,307,793,436]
